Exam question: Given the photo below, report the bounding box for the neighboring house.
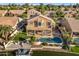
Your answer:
[26,15,56,38]
[0,17,23,36]
[6,10,25,16]
[27,9,41,19]
[63,18,79,39]
[64,10,77,18]
[65,13,73,18]
[0,17,19,29]
[44,11,56,18]
[0,10,7,16]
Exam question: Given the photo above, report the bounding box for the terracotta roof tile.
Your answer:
[9,10,25,15]
[0,17,18,27]
[66,18,79,32]
[0,10,7,15]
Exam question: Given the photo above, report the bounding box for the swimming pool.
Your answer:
[73,38,79,44]
[38,37,62,43]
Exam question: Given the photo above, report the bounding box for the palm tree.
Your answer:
[62,32,72,51]
[0,25,13,49]
[3,25,12,41]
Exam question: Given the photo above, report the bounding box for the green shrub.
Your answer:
[41,42,48,46]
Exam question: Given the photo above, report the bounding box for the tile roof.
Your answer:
[0,10,7,15]
[66,18,79,32]
[27,15,55,24]
[0,17,18,27]
[27,9,41,15]
[9,10,25,15]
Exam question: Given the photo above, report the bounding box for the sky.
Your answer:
[0,0,78,3]
[0,3,76,6]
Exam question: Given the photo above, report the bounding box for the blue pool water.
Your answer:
[74,38,79,44]
[38,37,62,43]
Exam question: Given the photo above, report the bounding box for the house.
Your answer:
[0,17,19,28]
[65,13,73,18]
[63,18,79,39]
[6,10,25,16]
[27,9,41,19]
[26,15,56,38]
[0,10,7,16]
[64,10,77,18]
[0,17,23,36]
[64,12,77,18]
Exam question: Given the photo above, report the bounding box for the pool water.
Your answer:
[38,37,62,43]
[74,38,79,44]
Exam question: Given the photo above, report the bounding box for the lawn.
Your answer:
[0,51,16,56]
[31,50,79,56]
[71,46,79,53]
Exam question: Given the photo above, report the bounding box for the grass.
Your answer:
[71,46,79,53]
[0,50,16,56]
[32,50,79,56]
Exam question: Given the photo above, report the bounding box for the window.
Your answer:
[34,21,38,27]
[34,21,42,27]
[47,22,51,28]
[38,22,41,26]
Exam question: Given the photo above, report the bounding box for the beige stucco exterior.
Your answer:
[26,15,55,38]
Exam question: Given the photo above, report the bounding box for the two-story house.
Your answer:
[26,15,56,38]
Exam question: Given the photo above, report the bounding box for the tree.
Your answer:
[56,10,64,18]
[19,13,27,19]
[0,25,13,49]
[46,4,52,10]
[29,36,36,44]
[0,25,12,41]
[39,3,46,14]
[76,3,79,8]
[12,32,28,42]
[22,3,30,11]
[62,32,72,51]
